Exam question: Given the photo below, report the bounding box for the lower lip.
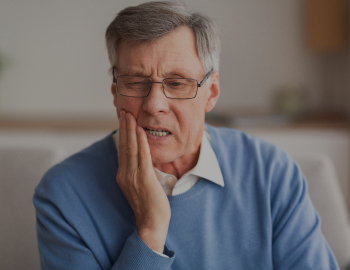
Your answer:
[144,128,172,141]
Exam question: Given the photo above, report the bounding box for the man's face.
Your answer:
[111,26,219,164]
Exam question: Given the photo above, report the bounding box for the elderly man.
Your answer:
[33,1,339,269]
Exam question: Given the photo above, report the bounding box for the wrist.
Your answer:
[138,225,169,254]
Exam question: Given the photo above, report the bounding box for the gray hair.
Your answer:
[105,1,220,74]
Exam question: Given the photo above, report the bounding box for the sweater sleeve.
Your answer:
[34,187,104,270]
[34,186,175,270]
[33,155,178,270]
[111,230,175,270]
[269,153,340,270]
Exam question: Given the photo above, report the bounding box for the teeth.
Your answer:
[146,128,170,136]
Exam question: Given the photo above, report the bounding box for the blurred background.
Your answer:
[0,0,349,121]
[1,0,350,269]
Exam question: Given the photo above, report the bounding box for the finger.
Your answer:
[126,112,138,171]
[118,110,127,167]
[136,126,153,172]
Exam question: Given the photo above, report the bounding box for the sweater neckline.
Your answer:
[167,179,210,202]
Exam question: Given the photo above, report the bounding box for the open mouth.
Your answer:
[144,128,171,137]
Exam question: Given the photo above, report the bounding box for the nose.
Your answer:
[142,82,170,116]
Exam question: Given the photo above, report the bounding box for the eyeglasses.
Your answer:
[112,66,213,100]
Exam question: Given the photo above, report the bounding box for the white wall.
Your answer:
[0,0,332,119]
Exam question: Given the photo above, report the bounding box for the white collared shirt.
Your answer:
[112,125,224,196]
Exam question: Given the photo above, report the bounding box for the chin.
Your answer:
[150,148,177,164]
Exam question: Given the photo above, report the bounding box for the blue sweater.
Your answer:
[33,125,339,269]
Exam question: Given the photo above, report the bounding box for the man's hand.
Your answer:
[116,110,171,254]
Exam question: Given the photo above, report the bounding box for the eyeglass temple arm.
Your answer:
[198,68,214,87]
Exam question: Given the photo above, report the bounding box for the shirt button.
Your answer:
[166,180,173,186]
[165,176,176,186]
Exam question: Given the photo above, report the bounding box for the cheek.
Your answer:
[116,97,143,116]
[175,100,205,130]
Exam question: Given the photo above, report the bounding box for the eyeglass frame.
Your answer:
[112,66,214,100]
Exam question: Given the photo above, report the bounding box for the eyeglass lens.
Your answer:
[117,76,198,99]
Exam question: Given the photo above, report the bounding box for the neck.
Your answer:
[153,145,200,179]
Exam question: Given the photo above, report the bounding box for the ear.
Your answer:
[111,83,118,108]
[205,71,220,113]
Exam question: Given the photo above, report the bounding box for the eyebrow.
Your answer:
[119,68,195,78]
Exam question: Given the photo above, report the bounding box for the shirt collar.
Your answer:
[189,127,224,187]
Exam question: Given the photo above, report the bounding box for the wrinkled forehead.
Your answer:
[115,26,204,77]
